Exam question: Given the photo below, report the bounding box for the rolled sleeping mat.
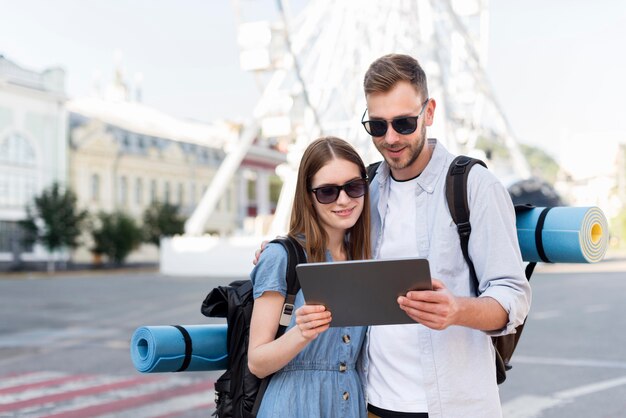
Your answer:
[516,206,608,263]
[131,324,228,373]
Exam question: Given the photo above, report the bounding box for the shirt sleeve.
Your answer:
[250,242,289,299]
[467,168,532,336]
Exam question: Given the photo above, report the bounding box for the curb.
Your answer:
[0,266,159,280]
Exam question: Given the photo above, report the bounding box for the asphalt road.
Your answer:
[1,262,625,417]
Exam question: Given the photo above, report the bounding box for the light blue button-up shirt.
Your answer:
[363,139,531,418]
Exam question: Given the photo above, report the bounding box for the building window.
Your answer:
[150,179,157,203]
[0,133,38,207]
[119,176,128,206]
[0,220,34,253]
[91,174,100,202]
[190,182,196,206]
[177,182,184,206]
[135,178,143,205]
[270,174,282,213]
[0,132,36,166]
[164,181,170,203]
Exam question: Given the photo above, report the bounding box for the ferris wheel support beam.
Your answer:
[441,0,530,179]
[184,69,288,235]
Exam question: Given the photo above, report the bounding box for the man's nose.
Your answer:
[383,127,401,145]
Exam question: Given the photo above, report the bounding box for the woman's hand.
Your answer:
[295,304,332,340]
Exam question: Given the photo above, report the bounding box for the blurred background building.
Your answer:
[0,56,287,270]
[0,55,68,268]
[67,65,286,264]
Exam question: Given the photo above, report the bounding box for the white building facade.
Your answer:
[68,92,285,264]
[0,55,68,268]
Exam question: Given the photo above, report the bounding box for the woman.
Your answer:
[248,136,371,418]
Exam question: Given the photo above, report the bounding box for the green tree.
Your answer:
[142,202,185,247]
[20,182,87,272]
[611,209,626,249]
[91,211,143,265]
[519,144,560,184]
[475,137,561,184]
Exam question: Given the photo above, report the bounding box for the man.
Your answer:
[361,54,530,417]
[255,54,531,417]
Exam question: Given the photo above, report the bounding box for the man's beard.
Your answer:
[380,124,426,170]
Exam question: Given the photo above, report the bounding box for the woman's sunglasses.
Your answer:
[361,98,429,137]
[310,178,368,204]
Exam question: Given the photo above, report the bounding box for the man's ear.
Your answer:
[424,98,436,127]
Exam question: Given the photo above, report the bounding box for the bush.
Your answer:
[142,202,185,247]
[91,211,143,265]
[20,182,87,271]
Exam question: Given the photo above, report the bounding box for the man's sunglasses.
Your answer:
[361,98,429,137]
[310,178,368,204]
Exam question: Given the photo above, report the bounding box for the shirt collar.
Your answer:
[375,138,447,194]
[415,138,447,194]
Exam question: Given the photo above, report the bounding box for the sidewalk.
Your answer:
[534,247,626,274]
[2,250,624,280]
[0,264,158,280]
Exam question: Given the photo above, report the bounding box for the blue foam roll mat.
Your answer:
[131,207,609,373]
[131,324,228,373]
[517,206,608,263]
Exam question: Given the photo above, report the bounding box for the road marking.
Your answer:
[98,392,213,418]
[502,374,626,418]
[512,355,626,370]
[583,304,611,313]
[0,374,92,395]
[0,375,159,412]
[502,395,564,418]
[0,372,213,418]
[0,372,64,390]
[42,379,213,418]
[0,327,117,348]
[530,310,562,320]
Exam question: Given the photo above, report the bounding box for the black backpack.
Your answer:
[367,156,535,384]
[201,235,306,418]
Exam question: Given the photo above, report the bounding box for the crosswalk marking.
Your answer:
[0,372,65,391]
[0,375,141,406]
[0,372,215,418]
[0,374,92,396]
[98,393,213,418]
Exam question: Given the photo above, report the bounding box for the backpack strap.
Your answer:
[252,235,306,416]
[514,204,550,280]
[367,161,382,184]
[446,157,539,294]
[445,155,487,294]
[270,236,306,331]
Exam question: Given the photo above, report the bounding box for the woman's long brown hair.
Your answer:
[288,136,371,262]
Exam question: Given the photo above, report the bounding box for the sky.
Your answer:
[1,0,625,178]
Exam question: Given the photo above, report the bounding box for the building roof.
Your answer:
[0,55,65,95]
[67,97,237,149]
[68,96,286,167]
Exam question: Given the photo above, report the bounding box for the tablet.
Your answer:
[296,258,431,327]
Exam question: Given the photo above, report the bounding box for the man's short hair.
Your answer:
[363,54,428,99]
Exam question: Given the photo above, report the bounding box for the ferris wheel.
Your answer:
[184,0,530,237]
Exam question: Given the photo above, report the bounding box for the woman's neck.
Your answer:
[326,231,347,261]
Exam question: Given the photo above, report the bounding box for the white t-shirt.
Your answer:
[367,176,428,413]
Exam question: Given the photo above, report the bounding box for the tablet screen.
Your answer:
[296,258,431,327]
